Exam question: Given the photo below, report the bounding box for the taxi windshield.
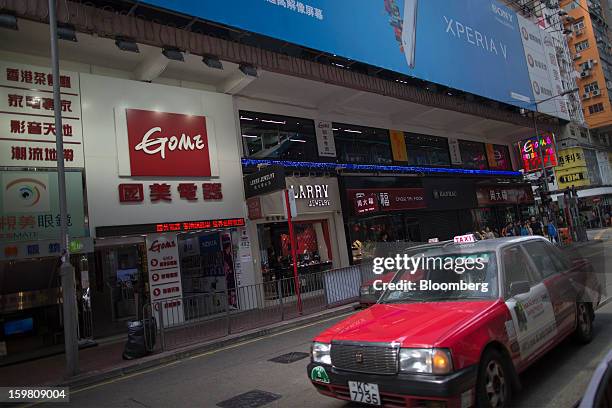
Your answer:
[378,245,499,303]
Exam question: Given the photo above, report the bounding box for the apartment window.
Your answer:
[573,20,585,30]
[584,81,600,92]
[333,123,393,164]
[575,40,590,52]
[239,111,319,161]
[580,128,589,138]
[588,103,605,114]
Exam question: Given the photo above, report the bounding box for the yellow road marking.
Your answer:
[18,310,354,407]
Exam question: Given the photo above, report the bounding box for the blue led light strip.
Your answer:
[241,159,522,177]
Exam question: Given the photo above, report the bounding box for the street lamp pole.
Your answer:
[49,0,79,376]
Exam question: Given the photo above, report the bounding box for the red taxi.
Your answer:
[308,236,600,408]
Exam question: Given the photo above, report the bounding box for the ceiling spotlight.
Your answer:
[239,63,258,77]
[202,54,223,70]
[115,37,139,53]
[57,24,77,42]
[0,13,18,30]
[162,47,184,62]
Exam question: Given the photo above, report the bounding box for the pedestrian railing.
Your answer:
[148,263,374,351]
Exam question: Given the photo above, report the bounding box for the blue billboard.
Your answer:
[142,0,535,109]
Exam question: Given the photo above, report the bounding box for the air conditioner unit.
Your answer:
[592,89,601,96]
[580,70,591,78]
[575,29,584,35]
[573,53,582,60]
[591,59,599,65]
[583,92,591,99]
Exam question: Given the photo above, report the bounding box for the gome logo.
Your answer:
[492,3,514,23]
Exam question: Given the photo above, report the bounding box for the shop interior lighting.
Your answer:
[242,158,521,177]
[202,54,223,70]
[239,63,258,77]
[57,24,77,42]
[240,116,254,121]
[241,134,258,138]
[162,47,184,62]
[260,119,286,124]
[289,139,306,143]
[115,37,139,53]
[343,129,362,133]
[0,13,18,30]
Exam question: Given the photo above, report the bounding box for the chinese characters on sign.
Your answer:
[0,62,83,168]
[265,0,323,20]
[314,120,336,158]
[155,218,245,233]
[0,171,86,243]
[353,193,379,215]
[348,188,426,215]
[476,185,535,206]
[146,233,184,326]
[518,134,557,172]
[554,147,590,190]
[118,183,223,203]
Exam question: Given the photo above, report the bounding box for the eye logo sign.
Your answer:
[3,175,50,213]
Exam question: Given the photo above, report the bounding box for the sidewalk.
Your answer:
[0,303,356,389]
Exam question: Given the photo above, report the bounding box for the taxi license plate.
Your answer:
[348,381,380,406]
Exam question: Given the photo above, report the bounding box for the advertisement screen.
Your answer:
[142,0,540,112]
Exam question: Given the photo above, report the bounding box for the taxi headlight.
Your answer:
[399,348,453,374]
[311,342,331,365]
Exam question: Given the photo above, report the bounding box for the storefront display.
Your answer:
[245,175,346,293]
[75,73,250,336]
[472,184,536,233]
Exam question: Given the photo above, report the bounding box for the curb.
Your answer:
[58,303,357,390]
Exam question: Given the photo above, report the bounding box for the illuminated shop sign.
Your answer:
[125,109,212,177]
[95,218,245,237]
[518,133,557,172]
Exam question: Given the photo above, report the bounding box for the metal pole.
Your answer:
[284,189,303,315]
[49,0,78,376]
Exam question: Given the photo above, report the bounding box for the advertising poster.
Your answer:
[146,233,184,326]
[0,170,87,244]
[142,0,543,113]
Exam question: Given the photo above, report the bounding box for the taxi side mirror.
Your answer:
[509,281,531,297]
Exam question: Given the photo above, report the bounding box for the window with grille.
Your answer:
[575,40,590,52]
[588,103,605,114]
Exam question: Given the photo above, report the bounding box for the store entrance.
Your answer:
[348,214,421,263]
[258,220,334,284]
[177,230,237,317]
[92,243,146,338]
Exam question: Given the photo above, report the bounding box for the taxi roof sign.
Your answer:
[454,234,476,244]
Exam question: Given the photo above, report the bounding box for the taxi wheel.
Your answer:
[573,302,593,344]
[476,349,511,408]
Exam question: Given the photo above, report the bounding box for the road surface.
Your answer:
[40,235,611,408]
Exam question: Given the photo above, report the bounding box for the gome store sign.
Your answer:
[122,108,213,177]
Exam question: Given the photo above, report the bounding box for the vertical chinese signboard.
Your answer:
[0,62,83,168]
[146,233,184,326]
[554,147,590,190]
[315,119,336,158]
[518,133,557,172]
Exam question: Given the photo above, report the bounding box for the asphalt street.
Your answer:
[35,233,611,408]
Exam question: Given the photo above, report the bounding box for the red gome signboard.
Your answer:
[126,108,211,177]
